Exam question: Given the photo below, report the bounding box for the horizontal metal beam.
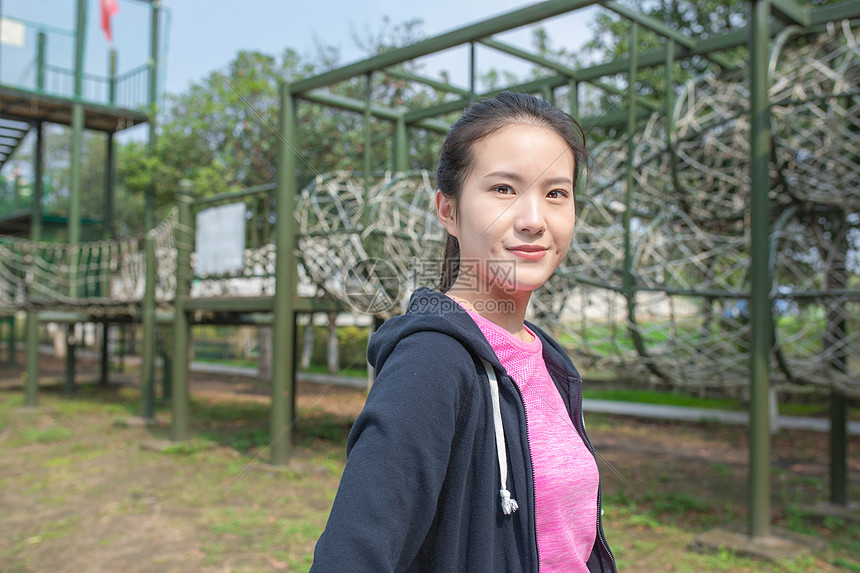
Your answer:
[771,0,810,26]
[290,0,597,94]
[809,0,860,25]
[194,183,276,207]
[384,68,471,96]
[581,107,652,128]
[413,118,452,133]
[293,0,860,131]
[180,295,346,313]
[479,38,661,111]
[479,37,577,77]
[299,91,402,121]
[299,90,450,132]
[405,97,471,123]
[603,1,735,69]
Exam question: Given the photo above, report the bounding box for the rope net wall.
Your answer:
[294,22,860,397]
[0,209,176,316]
[0,22,856,397]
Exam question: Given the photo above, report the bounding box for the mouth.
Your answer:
[507,245,548,260]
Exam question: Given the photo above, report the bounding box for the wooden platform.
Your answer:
[0,85,148,133]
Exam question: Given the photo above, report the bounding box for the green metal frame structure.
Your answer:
[0,0,162,413]
[2,0,857,547]
[246,0,860,542]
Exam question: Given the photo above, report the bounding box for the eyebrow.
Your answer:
[482,171,572,187]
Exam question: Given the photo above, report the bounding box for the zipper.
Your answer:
[574,383,618,573]
[507,374,541,573]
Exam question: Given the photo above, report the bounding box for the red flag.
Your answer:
[101,0,119,42]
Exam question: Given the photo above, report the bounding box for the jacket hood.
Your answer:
[368,287,498,373]
[367,287,575,379]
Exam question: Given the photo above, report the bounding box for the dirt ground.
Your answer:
[1,353,858,572]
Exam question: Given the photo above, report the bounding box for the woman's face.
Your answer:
[436,122,577,297]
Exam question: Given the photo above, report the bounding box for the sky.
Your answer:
[1,0,598,144]
[154,0,597,95]
[2,0,598,100]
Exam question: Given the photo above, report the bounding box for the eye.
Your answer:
[494,185,514,195]
[547,189,569,199]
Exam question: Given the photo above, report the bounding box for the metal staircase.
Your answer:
[0,119,31,172]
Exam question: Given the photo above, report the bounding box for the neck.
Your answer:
[446,278,533,342]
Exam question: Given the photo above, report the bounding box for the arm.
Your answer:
[310,332,473,572]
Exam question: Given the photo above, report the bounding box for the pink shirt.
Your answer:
[455,300,599,572]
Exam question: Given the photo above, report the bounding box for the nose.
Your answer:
[513,190,547,235]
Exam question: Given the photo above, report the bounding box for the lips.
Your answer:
[507,245,548,260]
[508,245,547,252]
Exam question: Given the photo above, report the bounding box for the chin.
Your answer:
[505,280,545,294]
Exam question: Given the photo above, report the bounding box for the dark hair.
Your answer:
[435,91,589,292]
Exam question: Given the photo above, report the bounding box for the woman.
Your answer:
[311,92,616,572]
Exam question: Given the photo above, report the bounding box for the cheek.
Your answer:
[552,213,577,249]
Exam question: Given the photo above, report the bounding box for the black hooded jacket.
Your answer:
[311,287,616,572]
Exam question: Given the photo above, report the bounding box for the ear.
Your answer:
[435,189,458,237]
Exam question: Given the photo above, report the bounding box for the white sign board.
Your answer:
[195,202,246,275]
[0,18,25,47]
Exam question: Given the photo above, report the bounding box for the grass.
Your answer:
[191,358,369,381]
[1,365,857,572]
[581,386,860,418]
[193,357,260,368]
[300,363,369,380]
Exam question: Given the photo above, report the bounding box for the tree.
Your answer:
[116,16,454,221]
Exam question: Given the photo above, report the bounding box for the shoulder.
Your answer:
[351,330,484,450]
[375,330,481,389]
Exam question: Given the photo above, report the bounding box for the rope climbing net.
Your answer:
[295,22,860,397]
[0,22,857,397]
[0,208,177,316]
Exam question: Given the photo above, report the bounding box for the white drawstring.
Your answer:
[480,358,519,515]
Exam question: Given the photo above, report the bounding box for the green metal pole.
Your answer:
[25,122,44,406]
[108,49,117,106]
[541,84,554,105]
[623,23,638,333]
[665,41,675,133]
[100,322,109,386]
[65,324,76,394]
[25,312,38,407]
[141,0,161,419]
[622,22,662,379]
[827,208,848,506]
[160,328,172,402]
[568,79,578,118]
[70,0,85,246]
[361,74,376,257]
[13,175,21,211]
[101,128,115,386]
[469,42,477,104]
[36,32,46,92]
[831,393,848,505]
[271,82,299,465]
[105,46,116,272]
[69,102,83,247]
[394,113,408,172]
[5,317,14,366]
[364,73,372,188]
[65,0,87,396]
[748,0,773,539]
[32,123,44,241]
[141,227,156,417]
[171,181,193,441]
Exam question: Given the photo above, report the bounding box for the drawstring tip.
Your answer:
[500,489,519,515]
